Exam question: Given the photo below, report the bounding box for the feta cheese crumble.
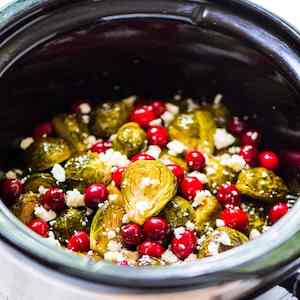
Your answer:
[161,249,179,264]
[107,240,122,252]
[99,149,130,168]
[214,128,235,150]
[167,140,187,156]
[161,111,175,126]
[149,118,162,127]
[216,219,225,227]
[51,164,66,182]
[192,190,212,208]
[166,103,179,115]
[146,145,161,159]
[174,226,186,239]
[187,171,208,183]
[79,103,91,114]
[34,205,56,222]
[20,137,34,150]
[219,154,246,172]
[65,189,85,207]
[249,229,261,240]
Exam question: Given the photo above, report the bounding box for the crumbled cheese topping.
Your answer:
[161,249,179,264]
[174,226,186,239]
[65,189,85,207]
[140,177,159,188]
[51,164,66,182]
[6,170,17,179]
[146,145,161,159]
[149,118,162,127]
[213,94,223,105]
[79,103,91,114]
[167,140,187,156]
[85,135,97,148]
[104,251,124,262]
[161,111,175,126]
[122,214,129,224]
[219,154,246,172]
[107,230,116,240]
[214,128,235,150]
[20,137,34,150]
[34,205,56,222]
[186,98,200,112]
[192,190,212,208]
[208,241,219,256]
[82,115,90,124]
[249,229,261,240]
[185,221,195,230]
[166,103,179,115]
[216,219,225,228]
[139,255,153,265]
[86,207,94,216]
[99,149,130,168]
[107,240,122,252]
[187,171,208,183]
[213,231,232,246]
[228,146,241,154]
[38,186,48,195]
[108,194,118,202]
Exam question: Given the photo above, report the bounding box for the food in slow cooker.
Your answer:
[1,95,294,266]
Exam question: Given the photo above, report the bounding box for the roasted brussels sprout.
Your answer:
[243,201,266,232]
[112,122,147,157]
[90,99,132,137]
[64,152,112,185]
[159,151,188,170]
[53,114,89,153]
[53,208,86,243]
[236,167,288,203]
[198,227,248,258]
[24,173,56,193]
[162,196,195,228]
[107,182,124,206]
[25,138,71,171]
[90,202,125,256]
[11,192,39,224]
[122,160,177,225]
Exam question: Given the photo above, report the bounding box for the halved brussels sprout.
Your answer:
[162,196,195,228]
[53,114,89,153]
[25,138,71,171]
[107,182,124,206]
[64,152,112,185]
[53,208,86,243]
[198,227,248,258]
[90,99,132,137]
[11,192,39,224]
[236,167,288,203]
[24,173,56,193]
[90,202,125,256]
[243,201,266,233]
[112,122,147,157]
[160,151,188,170]
[194,194,221,232]
[122,160,177,225]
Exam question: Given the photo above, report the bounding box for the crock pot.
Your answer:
[1,0,300,299]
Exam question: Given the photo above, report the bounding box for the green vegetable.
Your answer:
[160,151,188,170]
[24,173,56,193]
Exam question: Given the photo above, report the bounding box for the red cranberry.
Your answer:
[217,184,241,207]
[67,231,90,252]
[131,153,155,162]
[138,241,165,258]
[143,217,169,241]
[268,202,288,224]
[239,145,258,166]
[84,184,108,209]
[240,129,261,147]
[150,100,166,117]
[33,122,53,139]
[71,100,91,114]
[28,219,49,237]
[41,188,65,212]
[1,179,23,204]
[90,141,108,153]
[179,176,204,201]
[130,105,156,128]
[121,223,143,247]
[167,164,184,181]
[112,167,126,188]
[146,126,169,147]
[220,207,249,231]
[185,151,206,171]
[227,117,247,136]
[258,150,279,170]
[171,230,197,259]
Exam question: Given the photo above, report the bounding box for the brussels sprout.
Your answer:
[90,99,132,138]
[64,152,112,185]
[236,167,288,203]
[53,114,89,153]
[122,160,177,225]
[198,227,248,258]
[112,122,147,157]
[11,192,39,224]
[194,194,221,232]
[195,110,216,155]
[160,151,188,170]
[242,201,266,232]
[107,182,124,206]
[90,202,125,256]
[25,138,71,171]
[24,173,56,193]
[53,208,86,243]
[162,196,195,228]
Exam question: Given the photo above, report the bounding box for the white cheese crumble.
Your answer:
[214,128,235,150]
[65,189,85,207]
[108,194,118,202]
[185,221,195,230]
[20,137,34,150]
[38,186,48,195]
[228,146,241,154]
[86,208,94,216]
[161,249,179,264]
[208,241,219,256]
[213,231,232,246]
[161,111,175,126]
[6,170,17,179]
[249,229,261,240]
[51,164,66,182]
[174,226,186,239]
[167,140,187,156]
[107,240,122,252]
[146,145,161,159]
[122,214,129,224]
[99,149,130,168]
[214,94,223,105]
[104,251,124,262]
[192,190,212,208]
[34,205,56,222]
[219,154,246,172]
[79,103,91,114]
[149,118,162,127]
[166,103,179,115]
[216,219,225,227]
[107,230,116,240]
[82,115,90,124]
[187,98,200,112]
[187,171,208,183]
[85,135,97,148]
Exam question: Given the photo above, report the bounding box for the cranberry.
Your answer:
[33,122,53,139]
[258,150,279,170]
[84,184,108,209]
[227,117,247,136]
[167,164,184,181]
[150,100,166,117]
[179,176,204,201]
[121,223,143,247]
[130,105,156,128]
[71,100,91,114]
[28,219,49,237]
[268,202,288,224]
[240,129,261,147]
[41,188,65,212]
[131,153,155,162]
[220,207,249,232]
[239,145,258,166]
[185,150,206,171]
[138,241,165,257]
[90,141,108,153]
[112,167,126,188]
[171,230,197,259]
[146,126,169,147]
[0,179,23,204]
[217,184,241,207]
[143,217,169,241]
[67,231,90,252]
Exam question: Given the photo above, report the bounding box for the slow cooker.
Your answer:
[1,0,300,299]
